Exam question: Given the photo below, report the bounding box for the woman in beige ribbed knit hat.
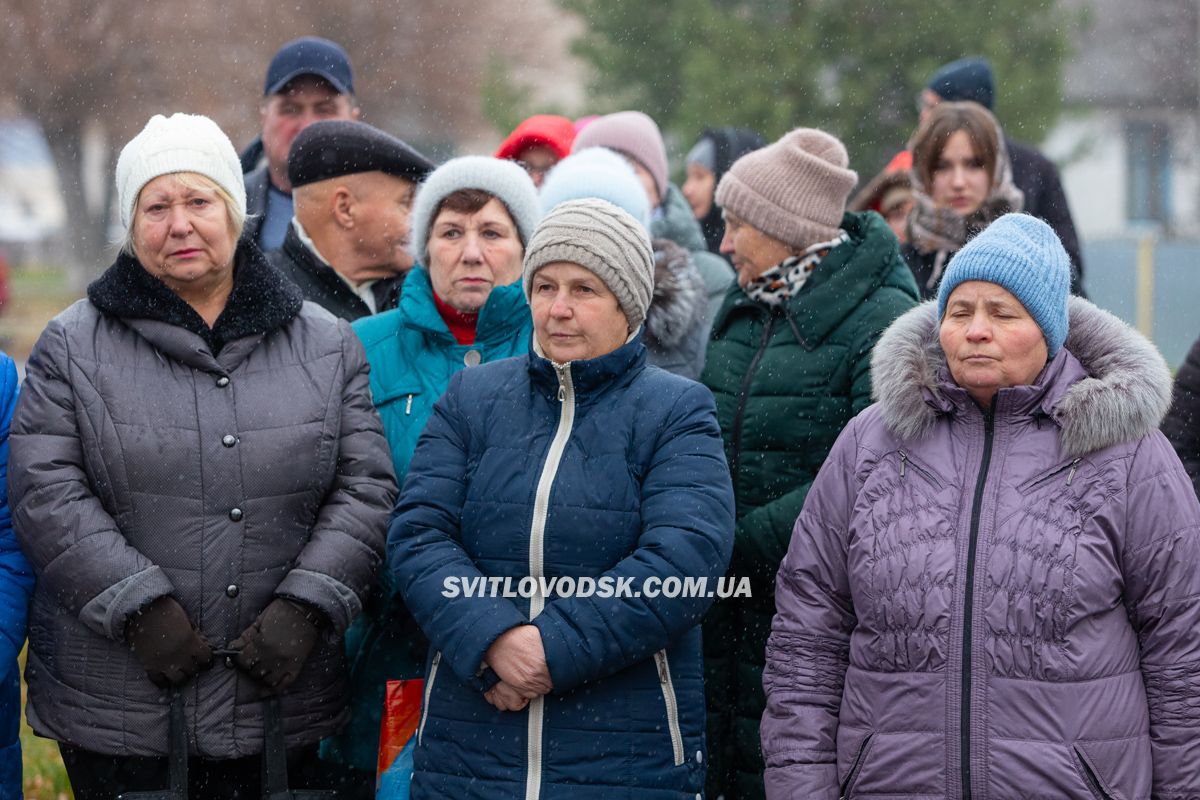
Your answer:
[699,127,921,800]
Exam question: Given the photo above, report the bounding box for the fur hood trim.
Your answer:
[644,237,707,350]
[870,297,1173,456]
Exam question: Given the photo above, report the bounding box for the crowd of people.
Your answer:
[0,33,1195,800]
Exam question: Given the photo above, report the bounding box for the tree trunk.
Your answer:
[42,119,111,291]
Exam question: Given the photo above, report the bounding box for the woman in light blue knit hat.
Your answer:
[763,212,1200,799]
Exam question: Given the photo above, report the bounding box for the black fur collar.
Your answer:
[88,238,303,354]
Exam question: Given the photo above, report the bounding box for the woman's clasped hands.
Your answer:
[482,624,553,711]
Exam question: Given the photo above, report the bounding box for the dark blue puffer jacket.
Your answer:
[391,337,735,799]
[0,354,34,797]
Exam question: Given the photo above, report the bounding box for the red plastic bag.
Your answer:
[376,679,424,798]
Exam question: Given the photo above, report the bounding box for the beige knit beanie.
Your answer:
[715,127,857,249]
[522,198,654,332]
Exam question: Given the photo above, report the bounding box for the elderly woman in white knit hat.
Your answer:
[699,127,921,800]
[390,198,735,798]
[9,113,396,799]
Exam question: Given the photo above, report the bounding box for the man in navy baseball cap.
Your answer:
[244,37,362,251]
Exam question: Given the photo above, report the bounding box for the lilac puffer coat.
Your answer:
[763,298,1200,800]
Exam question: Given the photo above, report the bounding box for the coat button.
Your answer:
[228,508,243,522]
[221,434,237,447]
[216,376,230,387]
[464,349,481,367]
[225,584,239,598]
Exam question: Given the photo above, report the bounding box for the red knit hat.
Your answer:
[495,115,576,161]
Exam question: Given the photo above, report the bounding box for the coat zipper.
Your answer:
[960,409,994,800]
[729,315,776,478]
[653,650,685,766]
[839,733,874,800]
[417,650,441,746]
[524,363,576,800]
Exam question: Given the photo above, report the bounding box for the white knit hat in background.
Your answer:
[116,113,246,229]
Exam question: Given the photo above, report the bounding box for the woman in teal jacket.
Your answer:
[321,156,541,795]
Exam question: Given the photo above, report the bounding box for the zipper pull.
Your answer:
[899,452,907,479]
[405,394,413,415]
[655,652,668,683]
[555,364,569,402]
[1066,457,1081,485]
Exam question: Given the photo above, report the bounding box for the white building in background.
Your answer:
[0,118,65,245]
[1045,0,1200,239]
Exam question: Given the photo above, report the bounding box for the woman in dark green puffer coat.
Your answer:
[700,127,919,800]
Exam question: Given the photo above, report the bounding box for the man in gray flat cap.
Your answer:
[269,119,435,321]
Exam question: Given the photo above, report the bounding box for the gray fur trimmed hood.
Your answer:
[644,237,707,350]
[870,297,1173,456]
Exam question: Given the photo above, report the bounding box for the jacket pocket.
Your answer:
[897,450,942,488]
[1020,457,1083,492]
[417,650,441,747]
[653,650,685,767]
[839,733,874,800]
[1073,746,1116,800]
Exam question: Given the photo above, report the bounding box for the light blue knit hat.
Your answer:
[409,155,541,263]
[936,213,1072,356]
[538,147,651,231]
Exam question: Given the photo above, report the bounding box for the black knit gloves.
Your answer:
[125,596,214,689]
[230,597,326,693]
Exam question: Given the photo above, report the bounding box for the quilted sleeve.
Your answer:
[1120,431,1200,797]
[761,417,860,800]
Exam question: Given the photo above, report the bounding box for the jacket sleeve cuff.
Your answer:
[467,665,502,694]
[446,607,527,687]
[82,566,176,642]
[274,568,363,635]
[533,614,585,693]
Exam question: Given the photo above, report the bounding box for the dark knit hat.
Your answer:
[937,214,1071,356]
[287,120,434,188]
[715,127,857,249]
[927,57,995,110]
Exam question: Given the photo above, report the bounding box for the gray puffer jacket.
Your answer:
[10,243,397,759]
[763,298,1200,799]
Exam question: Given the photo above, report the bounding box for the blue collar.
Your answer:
[527,332,647,401]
